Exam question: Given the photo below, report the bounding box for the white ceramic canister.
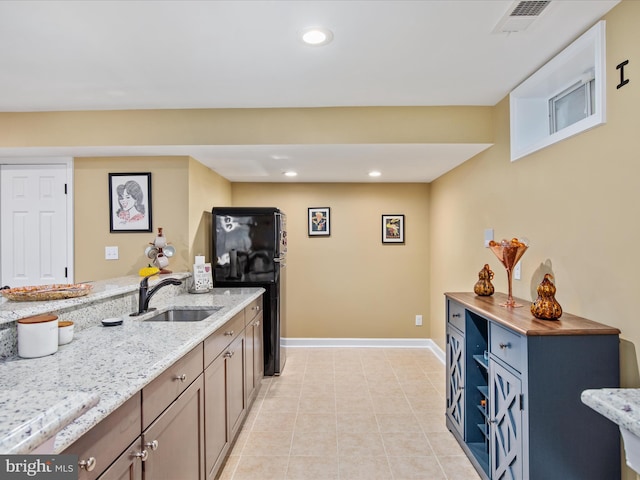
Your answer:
[58,320,74,345]
[18,314,59,358]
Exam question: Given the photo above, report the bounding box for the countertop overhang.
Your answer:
[581,388,640,437]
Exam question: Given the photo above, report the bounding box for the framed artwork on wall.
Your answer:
[382,214,404,244]
[109,172,152,233]
[308,207,330,236]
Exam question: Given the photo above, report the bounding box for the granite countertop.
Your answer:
[0,275,188,326]
[0,285,264,454]
[581,388,640,436]
[0,390,99,454]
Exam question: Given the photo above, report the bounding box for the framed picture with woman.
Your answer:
[109,172,152,233]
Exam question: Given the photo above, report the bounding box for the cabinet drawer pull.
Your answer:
[224,351,234,358]
[499,342,511,350]
[78,457,96,471]
[132,449,149,462]
[145,440,159,451]
[452,313,461,318]
[255,320,260,327]
[224,330,234,336]
[174,374,187,382]
[253,305,260,312]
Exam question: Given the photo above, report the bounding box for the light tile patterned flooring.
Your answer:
[218,347,481,480]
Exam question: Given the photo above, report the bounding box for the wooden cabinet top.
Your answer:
[445,292,620,337]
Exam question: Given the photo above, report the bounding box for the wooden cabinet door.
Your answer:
[245,318,256,403]
[245,311,264,402]
[227,333,246,440]
[446,326,465,437]
[97,438,143,480]
[204,353,229,478]
[143,375,205,480]
[253,312,264,386]
[490,360,523,480]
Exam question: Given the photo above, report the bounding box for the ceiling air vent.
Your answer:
[493,0,551,33]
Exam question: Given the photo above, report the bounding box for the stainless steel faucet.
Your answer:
[132,273,183,316]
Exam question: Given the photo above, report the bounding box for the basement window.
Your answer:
[510,21,606,161]
[549,77,595,134]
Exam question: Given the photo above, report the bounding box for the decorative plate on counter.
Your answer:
[1,283,93,301]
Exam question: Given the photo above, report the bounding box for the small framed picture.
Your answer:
[382,214,404,244]
[308,207,330,236]
[109,172,152,233]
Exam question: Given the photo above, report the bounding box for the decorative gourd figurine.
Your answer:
[474,264,495,296]
[531,274,563,320]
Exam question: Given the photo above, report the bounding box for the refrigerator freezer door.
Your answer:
[213,212,278,283]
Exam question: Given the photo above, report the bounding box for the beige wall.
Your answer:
[428,5,640,476]
[0,106,493,147]
[232,183,430,339]
[74,156,231,282]
[430,0,640,384]
[187,157,232,265]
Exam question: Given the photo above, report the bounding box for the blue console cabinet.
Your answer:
[445,292,621,480]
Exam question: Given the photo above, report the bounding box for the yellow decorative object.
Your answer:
[474,264,495,296]
[139,264,160,277]
[531,274,563,320]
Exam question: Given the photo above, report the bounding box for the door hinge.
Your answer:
[520,394,525,410]
[64,183,68,194]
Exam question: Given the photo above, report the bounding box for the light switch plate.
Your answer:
[484,228,494,247]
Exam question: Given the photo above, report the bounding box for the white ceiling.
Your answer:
[0,0,619,182]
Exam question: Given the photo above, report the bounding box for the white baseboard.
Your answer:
[282,337,445,364]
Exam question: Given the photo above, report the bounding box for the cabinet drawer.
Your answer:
[245,296,263,326]
[63,392,141,480]
[447,300,465,332]
[204,311,244,368]
[490,323,525,373]
[142,344,203,430]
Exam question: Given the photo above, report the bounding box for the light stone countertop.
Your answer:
[0,275,180,326]
[581,388,640,436]
[0,390,99,454]
[0,285,264,454]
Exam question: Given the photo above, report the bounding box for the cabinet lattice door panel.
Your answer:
[490,361,522,480]
[446,328,465,437]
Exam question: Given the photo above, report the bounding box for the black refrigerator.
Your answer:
[212,207,286,376]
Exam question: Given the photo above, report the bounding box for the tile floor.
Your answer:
[217,347,481,480]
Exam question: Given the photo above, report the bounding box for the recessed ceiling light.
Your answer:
[284,171,298,177]
[301,27,333,46]
[369,171,382,177]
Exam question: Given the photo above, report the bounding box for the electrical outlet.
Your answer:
[415,315,423,326]
[105,246,119,260]
[514,261,521,280]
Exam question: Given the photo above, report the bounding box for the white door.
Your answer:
[1,164,69,287]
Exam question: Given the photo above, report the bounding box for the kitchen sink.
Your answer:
[144,306,222,322]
